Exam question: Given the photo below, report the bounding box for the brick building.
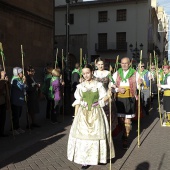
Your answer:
[0,0,54,81]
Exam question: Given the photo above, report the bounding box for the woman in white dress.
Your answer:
[67,64,115,170]
[94,57,118,132]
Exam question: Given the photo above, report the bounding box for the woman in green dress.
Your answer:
[67,64,115,170]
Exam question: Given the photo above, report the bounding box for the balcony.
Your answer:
[95,42,127,52]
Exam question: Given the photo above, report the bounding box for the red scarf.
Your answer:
[116,71,137,97]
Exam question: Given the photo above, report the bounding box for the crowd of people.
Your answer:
[68,57,170,169]
[0,56,170,169]
[0,64,65,137]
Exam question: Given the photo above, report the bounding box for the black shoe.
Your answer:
[0,134,8,137]
[145,111,149,115]
[123,143,129,150]
[46,115,50,119]
[51,121,58,124]
[81,165,90,170]
[122,135,129,150]
[26,124,33,129]
[31,123,41,128]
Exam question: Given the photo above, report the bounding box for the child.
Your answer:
[11,67,27,135]
[49,68,63,123]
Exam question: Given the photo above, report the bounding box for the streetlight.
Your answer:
[129,42,143,62]
[64,0,78,115]
[66,0,70,69]
[65,0,78,69]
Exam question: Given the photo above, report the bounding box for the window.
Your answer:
[116,32,126,50]
[117,9,126,21]
[98,11,108,22]
[98,33,107,50]
[65,14,74,25]
[69,14,74,24]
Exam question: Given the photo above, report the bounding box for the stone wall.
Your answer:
[0,0,54,82]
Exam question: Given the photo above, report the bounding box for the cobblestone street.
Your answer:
[0,99,170,170]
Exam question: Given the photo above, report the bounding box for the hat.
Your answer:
[13,67,23,76]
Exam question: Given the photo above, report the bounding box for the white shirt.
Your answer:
[112,69,137,92]
[161,76,170,89]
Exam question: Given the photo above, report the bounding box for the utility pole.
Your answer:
[66,0,70,69]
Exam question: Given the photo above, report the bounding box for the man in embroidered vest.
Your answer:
[136,63,152,115]
[112,57,137,149]
[157,65,170,126]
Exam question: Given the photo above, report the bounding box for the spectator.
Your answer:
[11,67,26,135]
[0,70,8,137]
[26,65,40,128]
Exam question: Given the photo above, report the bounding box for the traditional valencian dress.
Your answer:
[160,72,170,125]
[112,68,137,118]
[94,70,118,131]
[67,80,115,165]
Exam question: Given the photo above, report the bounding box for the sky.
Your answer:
[158,0,170,14]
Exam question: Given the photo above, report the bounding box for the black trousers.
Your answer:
[46,99,53,119]
[51,100,62,122]
[0,104,6,135]
[11,104,22,130]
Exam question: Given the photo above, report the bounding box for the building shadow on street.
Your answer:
[135,161,150,170]
[111,98,160,164]
[0,115,73,169]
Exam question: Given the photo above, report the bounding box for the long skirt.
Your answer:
[67,106,115,165]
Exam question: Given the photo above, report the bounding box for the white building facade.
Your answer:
[157,6,169,64]
[55,0,167,68]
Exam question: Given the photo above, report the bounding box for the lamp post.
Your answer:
[66,0,70,69]
[64,0,78,115]
[129,42,143,63]
[65,0,78,69]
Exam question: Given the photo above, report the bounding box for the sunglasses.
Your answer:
[141,66,145,68]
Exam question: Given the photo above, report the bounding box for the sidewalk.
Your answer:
[0,117,71,159]
[0,99,170,170]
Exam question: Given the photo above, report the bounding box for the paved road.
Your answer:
[0,99,170,170]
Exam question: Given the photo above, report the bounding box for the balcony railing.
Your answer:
[95,42,127,52]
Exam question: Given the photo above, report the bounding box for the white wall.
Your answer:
[55,1,152,62]
[55,0,65,6]
[55,0,84,6]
